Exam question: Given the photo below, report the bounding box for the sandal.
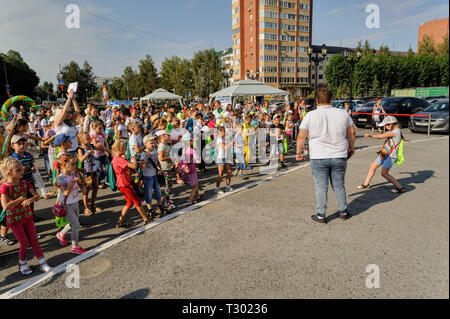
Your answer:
[357,184,371,190]
[84,208,94,216]
[91,206,103,213]
[39,258,52,273]
[116,218,132,228]
[18,260,33,275]
[143,219,151,226]
[389,187,406,193]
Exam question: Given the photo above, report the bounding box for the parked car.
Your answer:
[409,99,449,133]
[424,95,447,101]
[352,97,430,128]
[331,100,346,108]
[333,100,358,111]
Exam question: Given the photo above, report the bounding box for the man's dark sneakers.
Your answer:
[311,214,327,224]
[339,211,352,220]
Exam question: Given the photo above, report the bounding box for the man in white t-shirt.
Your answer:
[296,87,355,224]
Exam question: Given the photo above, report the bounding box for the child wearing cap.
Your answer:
[157,130,176,210]
[139,134,165,218]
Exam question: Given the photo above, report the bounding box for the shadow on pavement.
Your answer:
[327,170,435,222]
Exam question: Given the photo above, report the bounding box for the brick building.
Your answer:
[231,0,313,98]
[417,17,449,51]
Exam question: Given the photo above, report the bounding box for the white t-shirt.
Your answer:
[117,123,128,138]
[55,122,78,152]
[300,106,353,159]
[129,133,143,158]
[56,173,80,204]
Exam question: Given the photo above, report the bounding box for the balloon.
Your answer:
[1,95,38,120]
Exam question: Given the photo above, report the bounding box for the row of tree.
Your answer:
[107,49,223,100]
[325,37,449,98]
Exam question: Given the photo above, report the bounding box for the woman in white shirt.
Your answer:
[54,89,81,155]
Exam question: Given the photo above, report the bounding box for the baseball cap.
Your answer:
[11,135,27,144]
[49,116,55,122]
[155,130,169,137]
[222,112,230,118]
[130,107,136,113]
[53,134,72,146]
[378,116,398,127]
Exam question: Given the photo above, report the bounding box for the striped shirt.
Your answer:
[10,152,35,183]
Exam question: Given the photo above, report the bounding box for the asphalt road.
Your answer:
[1,128,448,299]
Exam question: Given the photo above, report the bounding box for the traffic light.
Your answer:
[60,85,64,92]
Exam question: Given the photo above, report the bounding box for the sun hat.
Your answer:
[143,134,157,144]
[378,116,398,127]
[182,133,192,141]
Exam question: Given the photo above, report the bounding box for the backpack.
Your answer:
[395,139,405,166]
[108,163,118,192]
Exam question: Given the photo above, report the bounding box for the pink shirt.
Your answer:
[112,156,131,189]
[91,133,106,157]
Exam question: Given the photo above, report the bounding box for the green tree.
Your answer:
[191,49,222,98]
[160,56,193,97]
[418,35,438,57]
[438,33,449,57]
[438,55,449,86]
[136,55,159,97]
[0,50,39,103]
[324,54,350,98]
[60,60,98,103]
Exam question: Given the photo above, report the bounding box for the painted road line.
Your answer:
[1,135,448,299]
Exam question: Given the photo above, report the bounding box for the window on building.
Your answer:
[250,25,253,31]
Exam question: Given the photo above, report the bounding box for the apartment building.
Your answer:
[231,0,313,97]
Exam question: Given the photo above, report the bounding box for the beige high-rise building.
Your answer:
[231,0,313,97]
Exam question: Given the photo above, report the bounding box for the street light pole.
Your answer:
[307,44,328,108]
[343,48,362,105]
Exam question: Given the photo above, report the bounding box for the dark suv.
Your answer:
[352,97,430,128]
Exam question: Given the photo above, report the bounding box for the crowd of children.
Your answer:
[0,94,311,275]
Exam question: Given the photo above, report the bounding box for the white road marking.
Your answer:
[1,135,447,299]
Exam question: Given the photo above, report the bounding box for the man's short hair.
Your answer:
[316,87,332,105]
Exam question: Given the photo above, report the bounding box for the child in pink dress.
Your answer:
[180,133,203,206]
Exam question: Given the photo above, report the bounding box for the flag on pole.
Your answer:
[103,85,108,100]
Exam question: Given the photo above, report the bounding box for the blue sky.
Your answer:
[0,0,448,84]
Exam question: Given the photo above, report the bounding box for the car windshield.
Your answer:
[424,102,449,112]
[381,99,401,108]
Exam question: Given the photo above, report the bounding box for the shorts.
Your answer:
[270,142,284,156]
[376,156,395,169]
[216,157,232,166]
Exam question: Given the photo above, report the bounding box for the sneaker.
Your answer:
[239,174,248,180]
[226,186,233,192]
[281,163,287,169]
[339,211,352,220]
[311,214,327,224]
[56,232,69,247]
[215,189,224,195]
[71,246,87,254]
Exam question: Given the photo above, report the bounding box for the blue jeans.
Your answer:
[94,155,109,184]
[310,158,348,217]
[143,175,162,204]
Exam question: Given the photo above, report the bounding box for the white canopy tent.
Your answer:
[209,80,289,108]
[140,88,184,106]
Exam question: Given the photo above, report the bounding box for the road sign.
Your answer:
[58,79,65,85]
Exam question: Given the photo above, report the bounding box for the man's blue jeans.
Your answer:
[310,158,348,217]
